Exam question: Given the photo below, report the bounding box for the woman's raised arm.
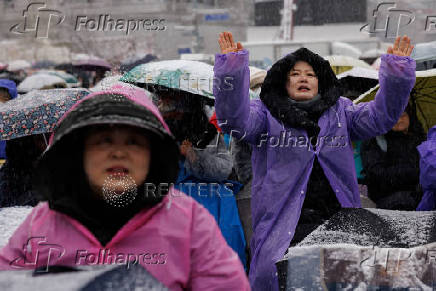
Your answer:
[213,32,267,145]
[345,35,416,141]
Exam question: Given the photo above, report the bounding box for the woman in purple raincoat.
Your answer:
[213,32,416,291]
[416,126,436,211]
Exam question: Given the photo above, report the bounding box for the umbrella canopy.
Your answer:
[0,63,8,71]
[120,54,158,73]
[91,74,122,91]
[336,67,379,80]
[360,48,385,59]
[331,42,362,59]
[54,63,75,73]
[0,88,90,140]
[371,57,382,70]
[36,70,79,87]
[337,67,379,100]
[121,59,215,101]
[0,71,25,85]
[249,66,267,89]
[73,59,112,71]
[32,60,56,69]
[354,68,436,132]
[72,54,111,71]
[411,41,436,62]
[17,74,67,93]
[324,55,372,75]
[8,60,31,72]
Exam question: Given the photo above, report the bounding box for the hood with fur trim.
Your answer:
[260,48,343,137]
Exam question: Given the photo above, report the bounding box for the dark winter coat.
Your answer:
[361,109,426,210]
[0,136,42,207]
[0,79,18,159]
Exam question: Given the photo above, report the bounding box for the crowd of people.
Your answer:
[0,32,433,291]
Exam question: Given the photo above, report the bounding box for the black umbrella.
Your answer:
[336,67,379,101]
[32,60,56,69]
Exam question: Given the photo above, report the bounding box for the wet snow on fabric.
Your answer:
[281,209,436,290]
[296,208,436,248]
[0,264,169,291]
[0,206,32,247]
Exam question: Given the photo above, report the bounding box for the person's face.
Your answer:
[83,125,151,196]
[286,61,319,101]
[157,96,184,120]
[0,88,11,103]
[392,112,410,133]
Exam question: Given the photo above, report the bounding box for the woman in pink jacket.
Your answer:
[0,84,250,291]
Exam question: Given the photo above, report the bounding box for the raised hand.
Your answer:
[387,35,414,57]
[218,31,244,54]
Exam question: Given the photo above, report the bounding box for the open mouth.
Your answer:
[107,167,129,175]
[298,85,310,92]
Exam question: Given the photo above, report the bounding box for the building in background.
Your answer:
[0,0,253,63]
[1,0,433,65]
[254,0,366,26]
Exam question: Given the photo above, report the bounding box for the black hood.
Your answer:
[33,91,180,245]
[260,48,343,137]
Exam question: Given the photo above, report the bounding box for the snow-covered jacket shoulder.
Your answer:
[0,189,250,291]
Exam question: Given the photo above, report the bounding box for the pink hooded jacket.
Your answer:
[0,84,250,291]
